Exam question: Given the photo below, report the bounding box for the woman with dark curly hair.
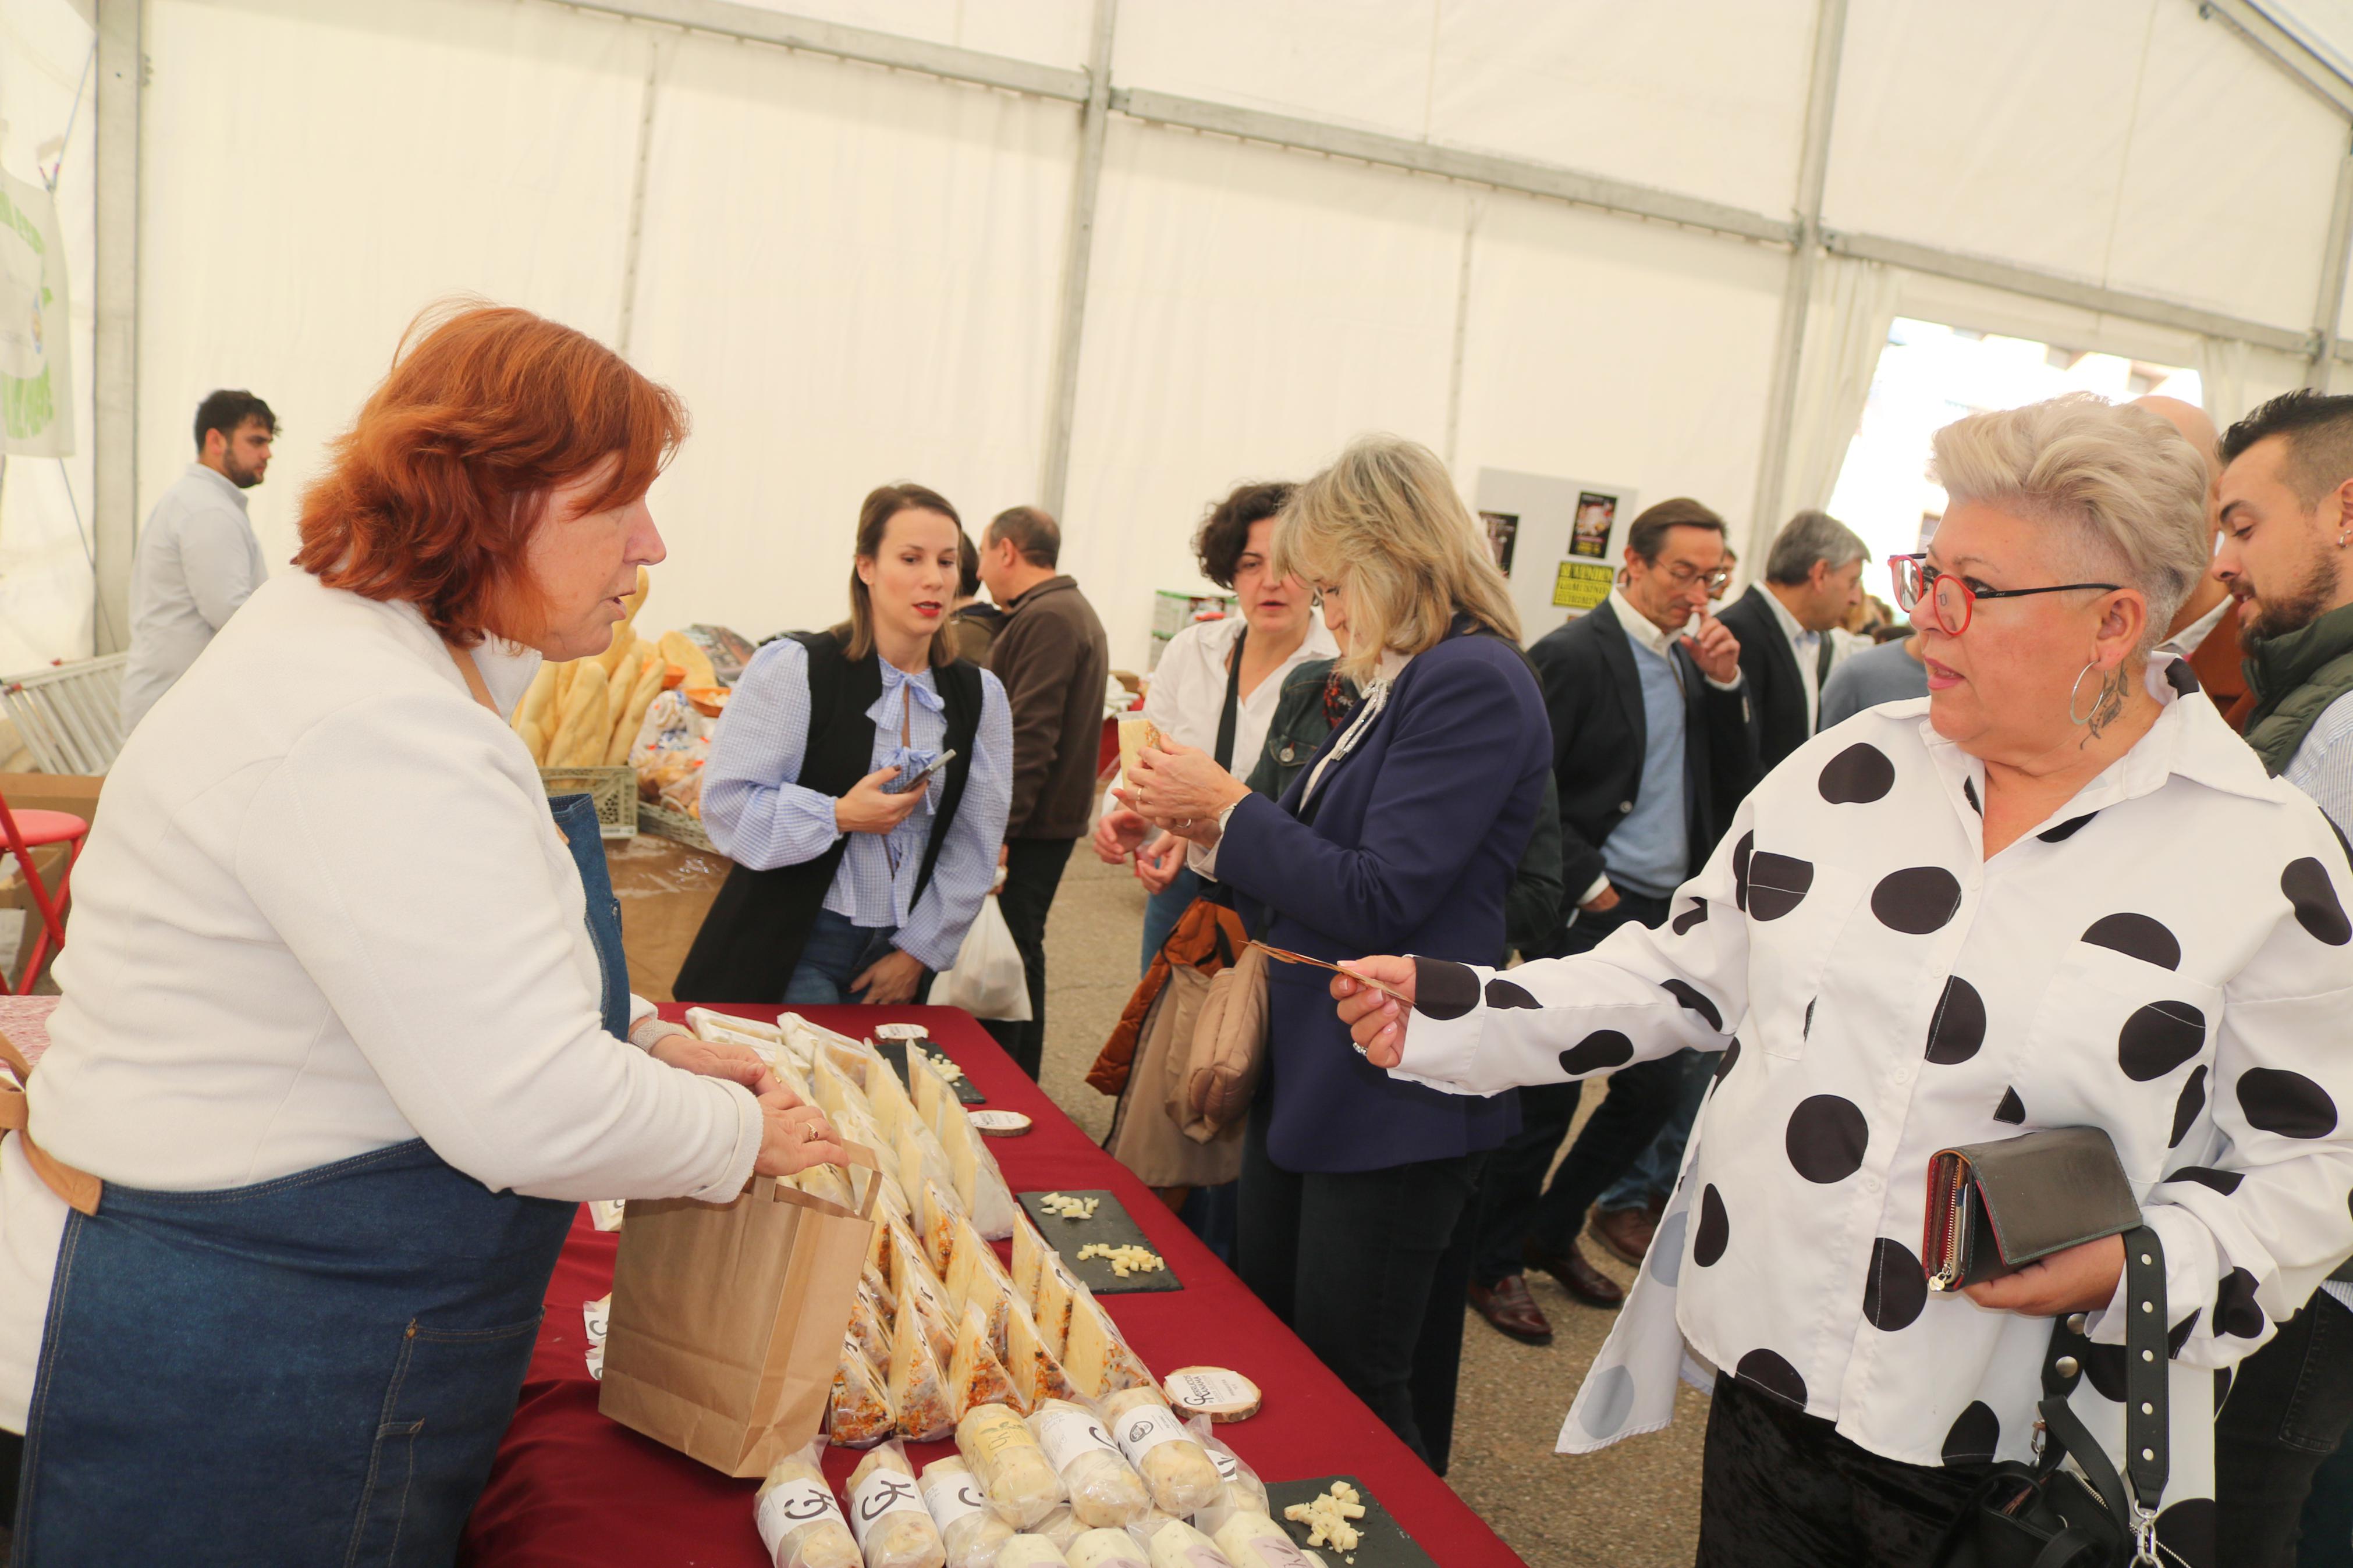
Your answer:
[1094,481,1335,969]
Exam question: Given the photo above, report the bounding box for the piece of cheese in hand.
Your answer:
[1160,1367,1262,1423]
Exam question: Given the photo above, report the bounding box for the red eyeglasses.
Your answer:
[1889,554,2121,636]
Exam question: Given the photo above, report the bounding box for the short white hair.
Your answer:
[1929,393,2209,652]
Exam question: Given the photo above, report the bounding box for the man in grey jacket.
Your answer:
[119,390,277,733]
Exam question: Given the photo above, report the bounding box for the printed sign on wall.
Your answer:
[1475,469,1638,641]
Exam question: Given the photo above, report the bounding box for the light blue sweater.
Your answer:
[1605,638,1688,899]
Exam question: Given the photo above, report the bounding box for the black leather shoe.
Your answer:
[1524,1240,1625,1309]
[1468,1274,1554,1345]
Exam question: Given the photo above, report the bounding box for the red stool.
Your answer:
[0,789,87,994]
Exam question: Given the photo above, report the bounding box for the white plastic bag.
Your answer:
[931,898,1031,1022]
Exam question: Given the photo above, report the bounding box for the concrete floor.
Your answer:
[1034,851,1705,1568]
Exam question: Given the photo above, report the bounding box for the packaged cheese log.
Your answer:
[889,1278,956,1441]
[606,648,667,765]
[756,1443,863,1568]
[949,1301,1020,1418]
[659,627,719,690]
[1025,1400,1148,1529]
[1100,1388,1220,1515]
[1137,1520,1235,1568]
[847,1442,948,1568]
[1066,1530,1151,1568]
[918,1456,1017,1568]
[831,1332,898,1449]
[1027,1509,1085,1549]
[1210,1516,1322,1568]
[1006,1301,1081,1411]
[1184,1419,1268,1534]
[1061,1285,1150,1400]
[996,1539,1071,1568]
[955,1402,1065,1529]
[546,667,612,767]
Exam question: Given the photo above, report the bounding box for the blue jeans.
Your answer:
[1139,866,1204,974]
[1596,1047,1715,1213]
[785,907,906,1005]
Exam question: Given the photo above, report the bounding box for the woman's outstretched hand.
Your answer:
[1126,742,1250,839]
[1331,956,1417,1068]
[754,1091,850,1179]
[1962,1233,2125,1317]
[651,1034,783,1098]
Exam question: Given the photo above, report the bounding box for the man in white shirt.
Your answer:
[1715,509,1868,770]
[118,390,277,733]
[2138,394,2253,727]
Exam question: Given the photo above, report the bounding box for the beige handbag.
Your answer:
[1178,938,1269,1142]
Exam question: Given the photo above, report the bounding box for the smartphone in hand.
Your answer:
[881,749,957,794]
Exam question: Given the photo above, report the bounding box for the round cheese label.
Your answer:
[872,1023,930,1041]
[1162,1366,1262,1421]
[969,1110,1034,1137]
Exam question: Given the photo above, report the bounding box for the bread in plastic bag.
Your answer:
[847,1441,947,1568]
[1064,1529,1151,1568]
[1026,1399,1148,1529]
[1210,1514,1324,1568]
[956,1400,1066,1529]
[1100,1388,1220,1515]
[831,1328,899,1448]
[919,1455,1017,1568]
[995,1538,1073,1568]
[755,1441,861,1568]
[889,1277,955,1441]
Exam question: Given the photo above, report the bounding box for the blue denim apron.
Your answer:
[10,791,624,1566]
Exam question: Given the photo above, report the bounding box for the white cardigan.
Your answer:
[0,573,759,1428]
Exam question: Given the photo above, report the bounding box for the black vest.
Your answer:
[672,632,986,1005]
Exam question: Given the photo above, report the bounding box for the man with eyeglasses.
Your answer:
[1463,497,1761,1347]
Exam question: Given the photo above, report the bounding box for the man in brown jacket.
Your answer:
[977,504,1112,1078]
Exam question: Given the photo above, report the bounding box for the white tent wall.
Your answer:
[621,29,1075,644]
[0,0,98,668]
[712,0,1092,71]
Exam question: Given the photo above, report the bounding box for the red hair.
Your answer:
[295,302,687,646]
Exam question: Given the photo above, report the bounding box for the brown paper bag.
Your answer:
[599,1147,880,1475]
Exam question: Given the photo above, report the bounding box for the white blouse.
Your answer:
[0,573,760,1428]
[1390,660,2353,1512]
[1109,614,1337,810]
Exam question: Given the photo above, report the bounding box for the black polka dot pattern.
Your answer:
[1732,831,1754,913]
[1804,997,1816,1039]
[1817,742,1896,805]
[1994,1086,2027,1125]
[1786,1095,1869,1183]
[1559,1030,1634,1077]
[1962,776,1981,816]
[2217,1268,2265,1338]
[2081,912,2181,970]
[2156,1498,2215,1568]
[1733,1349,1807,1410]
[1925,977,1986,1065]
[2164,660,2202,696]
[1712,1038,1741,1087]
[1484,977,1541,1010]
[1871,867,1962,934]
[2170,1066,2208,1148]
[1693,1185,1729,1267]
[2117,1000,2207,1082]
[1412,958,1481,1020]
[2283,857,2352,946]
[1941,1402,2000,1466]
[2161,1166,2243,1196]
[2169,1308,2201,1359]
[1671,898,1709,937]
[1863,1238,1926,1332]
[1748,850,1816,922]
[2081,1341,2128,1402]
[2039,812,2098,843]
[1661,979,1723,1031]
[2238,1068,2340,1140]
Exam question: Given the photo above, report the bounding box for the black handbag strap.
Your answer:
[1214,627,1246,772]
[2118,1225,2169,1518]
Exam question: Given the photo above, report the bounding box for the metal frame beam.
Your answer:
[2307,127,2353,386]
[2200,0,2353,118]
[91,0,139,655]
[1038,0,1115,521]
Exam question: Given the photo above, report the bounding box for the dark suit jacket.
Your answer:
[1717,582,1823,772]
[1528,600,1759,908]
[1213,629,1550,1174]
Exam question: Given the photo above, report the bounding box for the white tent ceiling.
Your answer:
[2,0,2350,670]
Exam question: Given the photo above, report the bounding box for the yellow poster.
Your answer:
[1553,561,1613,611]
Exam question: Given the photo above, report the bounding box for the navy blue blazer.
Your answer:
[1214,628,1550,1173]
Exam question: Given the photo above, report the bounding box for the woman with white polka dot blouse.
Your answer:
[1334,395,2353,1567]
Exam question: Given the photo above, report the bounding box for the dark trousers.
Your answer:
[981,836,1074,1080]
[1470,890,1678,1286]
[1234,1102,1486,1475]
[1698,1373,1988,1567]
[2219,1291,2353,1568]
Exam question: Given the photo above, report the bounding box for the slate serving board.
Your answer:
[1016,1188,1183,1294]
[872,1038,985,1104]
[1262,1476,1435,1568]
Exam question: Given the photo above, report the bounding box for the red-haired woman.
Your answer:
[0,305,845,1562]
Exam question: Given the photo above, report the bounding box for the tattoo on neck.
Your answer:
[2081,666,2129,744]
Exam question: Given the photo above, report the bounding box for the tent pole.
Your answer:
[1038,0,1115,521]
[2308,127,2353,391]
[1444,201,1479,472]
[1749,0,1848,569]
[615,45,663,360]
[90,0,139,657]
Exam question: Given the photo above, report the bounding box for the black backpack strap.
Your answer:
[1213,627,1246,772]
[910,656,986,908]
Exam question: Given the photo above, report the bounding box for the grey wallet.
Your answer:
[1923,1126,2141,1292]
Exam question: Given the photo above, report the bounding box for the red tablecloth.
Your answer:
[460,1003,1524,1567]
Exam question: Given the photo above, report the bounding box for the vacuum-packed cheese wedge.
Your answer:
[910,1049,954,1140]
[849,1278,893,1368]
[944,1211,995,1314]
[996,1539,1071,1568]
[1025,1400,1147,1529]
[847,1443,948,1568]
[956,1402,1066,1529]
[813,1054,865,1123]
[1032,1252,1079,1360]
[1211,1515,1322,1568]
[889,1278,955,1441]
[1006,1300,1081,1411]
[1140,1520,1235,1568]
[1060,1285,1149,1401]
[794,1160,857,1212]
[757,1449,863,1568]
[918,1456,1017,1568]
[865,1050,919,1146]
[1100,1388,1220,1514]
[1010,1212,1048,1310]
[924,1175,968,1280]
[831,1331,898,1449]
[949,1300,1020,1418]
[935,1101,1017,1240]
[685,1006,787,1047]
[1065,1530,1151,1568]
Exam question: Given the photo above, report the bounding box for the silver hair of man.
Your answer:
[1764,509,1871,585]
[1929,392,2210,655]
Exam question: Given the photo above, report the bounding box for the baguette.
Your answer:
[621,564,650,624]
[606,649,666,765]
[659,628,718,691]
[548,671,611,768]
[595,620,637,679]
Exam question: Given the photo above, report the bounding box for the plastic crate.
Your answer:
[538,766,637,840]
[637,799,715,854]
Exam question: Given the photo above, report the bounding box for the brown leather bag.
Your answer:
[1097,899,1252,1188]
[1178,941,1268,1141]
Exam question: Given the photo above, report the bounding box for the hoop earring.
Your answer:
[2068,661,2102,726]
